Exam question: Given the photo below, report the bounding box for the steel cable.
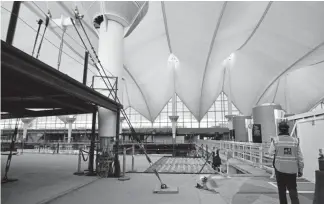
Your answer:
[1,6,97,76]
[31,1,86,50]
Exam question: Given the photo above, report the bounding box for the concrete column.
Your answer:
[97,19,124,148]
[252,104,282,143]
[225,115,234,140]
[58,116,76,143]
[232,116,249,142]
[120,116,125,142]
[92,2,148,150]
[21,118,34,140]
[169,115,179,156]
[66,117,76,143]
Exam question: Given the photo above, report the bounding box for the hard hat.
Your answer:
[278,121,289,131]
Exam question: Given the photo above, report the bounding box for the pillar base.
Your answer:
[84,171,97,177]
[1,178,18,184]
[114,159,121,178]
[73,171,84,176]
[118,175,131,181]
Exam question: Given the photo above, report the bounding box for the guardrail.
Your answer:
[14,142,92,155]
[119,140,188,145]
[196,140,273,171]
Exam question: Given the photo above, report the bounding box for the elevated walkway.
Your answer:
[1,40,121,119]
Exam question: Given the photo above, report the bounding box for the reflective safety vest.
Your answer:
[273,136,299,174]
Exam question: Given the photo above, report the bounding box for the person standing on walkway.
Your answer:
[213,149,222,172]
[269,121,304,204]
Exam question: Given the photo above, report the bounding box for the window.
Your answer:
[201,92,242,127]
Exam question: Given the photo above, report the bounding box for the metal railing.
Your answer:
[196,140,273,170]
[119,140,188,145]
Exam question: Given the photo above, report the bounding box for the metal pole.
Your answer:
[83,51,89,85]
[259,146,263,168]
[32,19,43,56]
[6,1,21,45]
[123,147,126,176]
[78,149,81,172]
[114,107,121,177]
[118,146,130,181]
[207,144,209,159]
[74,148,83,175]
[88,110,96,175]
[131,144,135,172]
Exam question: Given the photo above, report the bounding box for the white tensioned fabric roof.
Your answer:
[1,1,324,122]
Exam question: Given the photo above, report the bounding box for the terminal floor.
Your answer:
[49,174,314,204]
[1,154,315,204]
[1,154,162,204]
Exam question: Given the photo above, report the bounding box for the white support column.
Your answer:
[120,116,125,142]
[97,19,124,148]
[227,67,232,116]
[66,117,76,144]
[87,2,148,151]
[169,115,179,156]
[21,118,34,140]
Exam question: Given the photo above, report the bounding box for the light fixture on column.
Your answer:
[168,53,179,69]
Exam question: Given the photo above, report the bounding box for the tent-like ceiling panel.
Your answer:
[200,1,270,120]
[224,1,324,115]
[163,1,223,119]
[2,1,323,120]
[260,63,324,114]
[124,1,172,121]
[123,72,152,121]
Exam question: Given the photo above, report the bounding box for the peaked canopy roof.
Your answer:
[1,1,324,122]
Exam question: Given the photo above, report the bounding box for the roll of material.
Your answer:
[313,170,324,204]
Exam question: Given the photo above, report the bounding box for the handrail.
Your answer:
[196,140,273,170]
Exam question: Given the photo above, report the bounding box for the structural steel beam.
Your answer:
[1,108,86,119]
[6,1,21,45]
[1,40,122,112]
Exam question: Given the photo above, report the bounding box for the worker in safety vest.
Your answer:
[269,121,304,204]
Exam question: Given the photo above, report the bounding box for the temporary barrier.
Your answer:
[74,148,89,175]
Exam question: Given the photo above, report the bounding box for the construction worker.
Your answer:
[212,149,222,172]
[269,121,304,204]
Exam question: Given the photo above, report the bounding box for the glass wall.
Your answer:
[0,114,97,130]
[122,107,151,128]
[151,95,199,128]
[200,92,241,128]
[1,92,242,130]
